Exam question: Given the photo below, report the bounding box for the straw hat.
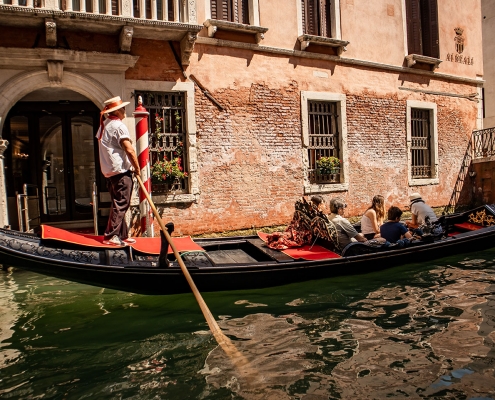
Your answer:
[409,192,422,202]
[102,96,130,114]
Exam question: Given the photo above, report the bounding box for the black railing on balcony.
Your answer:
[473,127,495,159]
[445,127,495,214]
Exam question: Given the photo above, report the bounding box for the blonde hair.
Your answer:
[368,195,385,221]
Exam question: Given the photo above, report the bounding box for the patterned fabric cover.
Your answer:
[266,197,340,251]
[310,215,340,252]
[265,206,313,250]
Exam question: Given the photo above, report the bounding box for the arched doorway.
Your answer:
[3,89,102,229]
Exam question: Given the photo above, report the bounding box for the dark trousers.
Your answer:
[104,171,133,240]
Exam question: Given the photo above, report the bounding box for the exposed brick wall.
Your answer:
[146,88,475,236]
[151,81,304,235]
[126,39,182,81]
[345,93,408,214]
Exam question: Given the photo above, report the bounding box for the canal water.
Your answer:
[1,248,495,399]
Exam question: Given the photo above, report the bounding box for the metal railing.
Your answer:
[473,127,495,159]
[2,0,189,23]
[444,127,495,214]
[17,184,40,233]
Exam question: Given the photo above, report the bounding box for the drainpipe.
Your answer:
[0,139,8,228]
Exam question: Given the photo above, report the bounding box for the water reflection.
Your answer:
[0,251,495,399]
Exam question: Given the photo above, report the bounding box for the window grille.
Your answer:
[307,101,341,183]
[301,0,332,37]
[134,91,188,193]
[410,108,432,178]
[211,0,249,24]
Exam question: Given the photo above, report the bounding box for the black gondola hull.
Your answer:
[1,207,495,295]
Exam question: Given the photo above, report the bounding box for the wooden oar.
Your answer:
[134,175,235,351]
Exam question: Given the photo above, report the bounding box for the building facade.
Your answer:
[0,0,484,236]
[482,0,495,127]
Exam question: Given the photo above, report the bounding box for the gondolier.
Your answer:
[97,96,140,246]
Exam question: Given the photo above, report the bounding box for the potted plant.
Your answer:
[316,156,341,174]
[151,157,188,184]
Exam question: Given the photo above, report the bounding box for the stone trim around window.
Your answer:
[125,80,199,205]
[301,91,349,194]
[297,35,349,56]
[406,100,439,187]
[204,19,268,43]
[405,54,442,71]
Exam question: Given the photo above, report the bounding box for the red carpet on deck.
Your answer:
[40,225,204,255]
[257,232,340,260]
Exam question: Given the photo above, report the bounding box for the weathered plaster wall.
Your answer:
[482,0,495,128]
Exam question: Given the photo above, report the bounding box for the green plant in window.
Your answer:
[154,112,163,139]
[316,156,341,173]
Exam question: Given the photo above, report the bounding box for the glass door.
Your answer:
[5,102,100,226]
[40,114,67,217]
[70,116,97,218]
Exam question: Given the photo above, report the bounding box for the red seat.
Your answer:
[453,222,483,231]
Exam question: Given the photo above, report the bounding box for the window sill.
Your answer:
[298,34,349,56]
[204,19,268,43]
[405,54,442,71]
[150,193,197,204]
[409,177,439,186]
[304,183,349,194]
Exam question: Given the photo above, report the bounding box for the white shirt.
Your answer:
[360,213,376,235]
[410,201,438,225]
[96,117,132,178]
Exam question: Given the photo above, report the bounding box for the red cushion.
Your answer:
[453,222,483,231]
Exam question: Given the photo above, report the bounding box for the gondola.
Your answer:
[1,204,495,295]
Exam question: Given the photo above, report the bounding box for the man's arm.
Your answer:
[121,138,140,174]
[354,233,367,242]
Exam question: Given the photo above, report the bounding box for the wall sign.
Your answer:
[446,27,474,65]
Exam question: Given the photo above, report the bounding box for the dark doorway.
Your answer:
[3,101,101,227]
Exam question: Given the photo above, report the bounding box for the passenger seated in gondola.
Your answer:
[328,197,367,250]
[405,193,438,230]
[361,195,385,240]
[380,206,413,244]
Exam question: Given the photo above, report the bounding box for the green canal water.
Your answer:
[1,249,495,399]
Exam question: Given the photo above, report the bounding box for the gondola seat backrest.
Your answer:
[310,214,340,252]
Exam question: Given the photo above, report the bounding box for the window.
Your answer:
[301,92,348,194]
[405,0,439,58]
[301,0,332,37]
[134,91,188,194]
[407,100,438,186]
[307,101,341,183]
[210,0,249,24]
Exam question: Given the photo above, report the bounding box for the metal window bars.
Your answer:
[410,108,432,179]
[307,100,341,183]
[135,91,188,193]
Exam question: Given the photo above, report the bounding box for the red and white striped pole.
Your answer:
[133,96,153,237]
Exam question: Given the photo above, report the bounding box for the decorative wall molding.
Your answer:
[298,34,349,55]
[0,48,139,72]
[180,31,197,66]
[204,19,268,44]
[45,18,57,47]
[119,26,133,53]
[47,60,63,84]
[405,54,442,71]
